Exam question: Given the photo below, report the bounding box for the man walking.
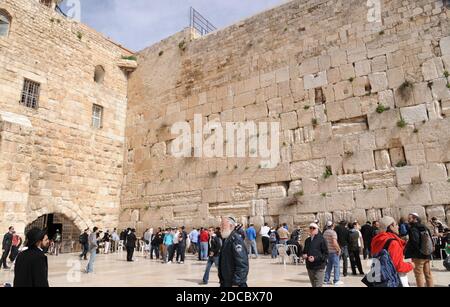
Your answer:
[245,224,258,258]
[360,221,373,259]
[86,227,100,273]
[259,223,270,255]
[53,229,62,256]
[176,226,187,264]
[199,228,209,261]
[405,213,434,287]
[348,222,364,275]
[218,217,249,287]
[303,223,328,287]
[201,227,222,285]
[126,229,137,262]
[79,228,89,260]
[189,228,199,255]
[323,221,343,286]
[14,228,50,287]
[334,220,350,277]
[1,226,14,270]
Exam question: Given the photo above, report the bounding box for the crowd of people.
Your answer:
[1,213,449,287]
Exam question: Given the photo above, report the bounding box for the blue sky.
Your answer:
[60,0,285,51]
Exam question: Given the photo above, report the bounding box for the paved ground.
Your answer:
[1,252,448,287]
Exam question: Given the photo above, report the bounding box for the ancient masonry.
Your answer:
[1,0,450,238]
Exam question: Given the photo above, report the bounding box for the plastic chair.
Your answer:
[117,240,124,253]
[276,244,288,265]
[139,241,146,256]
[287,245,299,265]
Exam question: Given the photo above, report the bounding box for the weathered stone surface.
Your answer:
[337,174,364,192]
[396,166,420,186]
[388,185,432,208]
[430,182,450,204]
[290,159,326,180]
[400,104,428,124]
[342,150,376,173]
[257,184,287,199]
[363,170,396,188]
[440,36,450,56]
[368,72,388,93]
[325,191,355,212]
[374,150,391,170]
[355,188,389,209]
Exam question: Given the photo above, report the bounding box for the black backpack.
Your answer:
[79,234,87,244]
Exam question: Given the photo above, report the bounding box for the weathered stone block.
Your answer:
[333,81,353,100]
[325,191,355,212]
[374,149,391,170]
[337,174,364,191]
[304,71,328,90]
[396,166,419,186]
[400,104,428,124]
[290,159,326,180]
[369,72,388,93]
[404,143,426,165]
[387,67,405,89]
[363,170,396,188]
[342,150,376,173]
[355,60,371,77]
[355,188,388,209]
[430,182,450,204]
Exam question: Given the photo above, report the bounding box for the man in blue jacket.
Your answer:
[245,224,258,259]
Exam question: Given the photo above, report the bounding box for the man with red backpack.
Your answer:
[405,213,434,287]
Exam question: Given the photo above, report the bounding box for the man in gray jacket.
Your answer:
[86,227,100,273]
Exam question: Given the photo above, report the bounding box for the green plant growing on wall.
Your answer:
[379,30,385,35]
[295,191,304,197]
[76,31,83,40]
[444,70,449,78]
[312,118,318,127]
[397,119,407,128]
[323,166,333,179]
[158,51,164,56]
[304,105,310,110]
[396,161,407,168]
[321,193,327,197]
[447,83,450,89]
[348,77,354,82]
[122,55,137,61]
[376,104,390,114]
[345,151,354,157]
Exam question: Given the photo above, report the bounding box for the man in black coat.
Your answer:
[126,229,137,262]
[302,223,328,287]
[1,226,14,269]
[218,217,249,287]
[14,228,50,287]
[360,221,373,259]
[334,220,350,276]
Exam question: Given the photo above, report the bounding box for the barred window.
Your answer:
[92,104,103,129]
[20,79,40,109]
[0,9,11,37]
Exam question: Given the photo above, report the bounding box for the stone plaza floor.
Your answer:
[1,252,448,287]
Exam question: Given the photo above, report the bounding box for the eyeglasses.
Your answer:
[309,227,317,230]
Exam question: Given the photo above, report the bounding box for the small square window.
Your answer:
[92,104,103,129]
[20,79,40,109]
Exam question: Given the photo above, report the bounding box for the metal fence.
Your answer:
[189,7,217,36]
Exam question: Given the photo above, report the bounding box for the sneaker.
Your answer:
[334,281,344,286]
[167,261,172,264]
[180,261,184,264]
[324,281,332,285]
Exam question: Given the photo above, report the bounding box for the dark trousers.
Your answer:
[1,247,10,268]
[9,246,19,262]
[363,241,371,259]
[262,237,270,255]
[126,246,134,261]
[197,242,201,260]
[340,246,349,276]
[168,245,175,262]
[349,249,364,275]
[150,244,159,259]
[176,244,186,262]
[80,243,89,259]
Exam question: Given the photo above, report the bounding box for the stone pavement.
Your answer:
[0,252,448,287]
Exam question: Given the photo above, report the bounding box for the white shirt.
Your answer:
[260,226,270,238]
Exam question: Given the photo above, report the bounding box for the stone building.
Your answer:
[1,0,450,246]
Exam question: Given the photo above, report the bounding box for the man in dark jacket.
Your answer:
[201,227,223,284]
[218,217,249,287]
[126,229,137,262]
[14,228,50,287]
[1,226,14,270]
[303,223,328,287]
[79,229,89,260]
[360,221,373,259]
[334,220,350,276]
[405,213,434,287]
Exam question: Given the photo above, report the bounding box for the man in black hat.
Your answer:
[14,228,49,287]
[1,226,14,270]
[218,217,249,287]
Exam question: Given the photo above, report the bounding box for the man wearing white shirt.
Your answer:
[260,223,271,255]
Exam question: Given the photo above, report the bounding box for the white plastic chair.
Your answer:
[287,245,299,265]
[117,240,124,253]
[276,244,288,265]
[139,241,146,256]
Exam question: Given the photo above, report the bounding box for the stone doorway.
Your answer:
[25,213,82,253]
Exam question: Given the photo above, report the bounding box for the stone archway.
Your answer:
[25,213,83,253]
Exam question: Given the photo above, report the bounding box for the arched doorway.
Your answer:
[25,213,82,253]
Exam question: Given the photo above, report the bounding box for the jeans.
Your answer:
[176,244,186,262]
[167,245,175,262]
[80,243,89,259]
[86,249,97,273]
[262,237,270,255]
[1,247,11,268]
[246,240,258,257]
[191,241,198,254]
[324,253,340,283]
[202,256,219,283]
[307,268,325,287]
[200,242,209,260]
[150,244,160,259]
[340,246,349,275]
[270,242,278,258]
[412,259,434,287]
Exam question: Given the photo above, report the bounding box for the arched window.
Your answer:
[94,65,105,84]
[0,9,11,37]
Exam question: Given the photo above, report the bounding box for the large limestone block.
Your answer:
[337,174,364,191]
[425,205,446,222]
[304,71,328,90]
[350,209,368,225]
[257,184,287,199]
[400,104,428,124]
[368,72,388,93]
[333,81,353,100]
[422,58,440,81]
[325,191,355,212]
[404,143,426,165]
[440,36,450,56]
[292,143,312,162]
[281,111,298,130]
[318,175,338,193]
[288,180,303,196]
[374,150,391,170]
[311,139,344,159]
[396,166,419,186]
[355,60,371,77]
[431,78,450,101]
[302,178,319,194]
[368,109,401,130]
[363,170,396,188]
[398,206,426,221]
[339,64,356,80]
[355,188,389,209]
[342,150,376,173]
[387,185,432,208]
[413,83,433,104]
[430,182,450,204]
[366,209,383,222]
[290,159,326,180]
[299,58,319,76]
[387,67,405,89]
[389,147,406,167]
[296,194,326,213]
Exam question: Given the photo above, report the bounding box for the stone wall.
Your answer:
[0,0,132,234]
[122,0,450,234]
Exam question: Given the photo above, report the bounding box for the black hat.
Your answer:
[25,228,46,247]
